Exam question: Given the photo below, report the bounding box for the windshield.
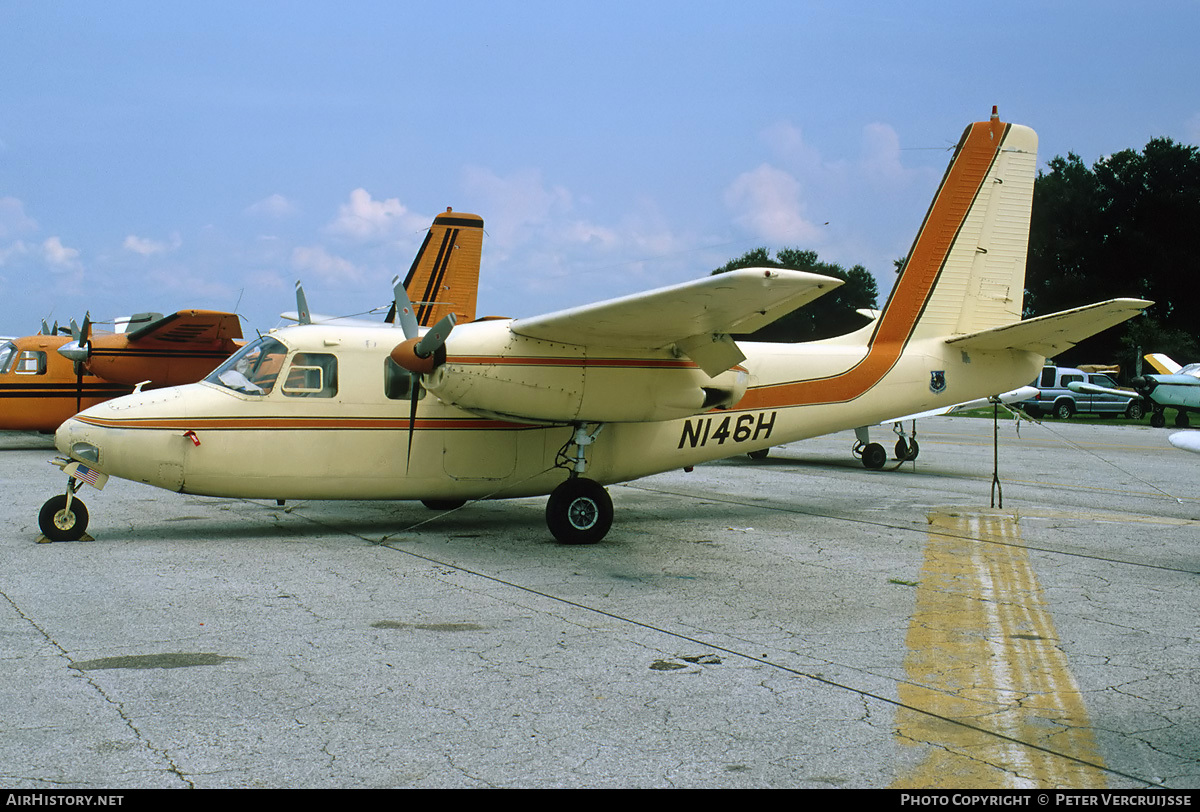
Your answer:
[0,342,14,374]
[205,336,288,395]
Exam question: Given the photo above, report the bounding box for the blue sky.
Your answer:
[3,1,1198,337]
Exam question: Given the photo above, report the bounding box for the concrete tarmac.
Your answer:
[1,415,1197,789]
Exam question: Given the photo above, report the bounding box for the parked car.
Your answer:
[1018,365,1145,419]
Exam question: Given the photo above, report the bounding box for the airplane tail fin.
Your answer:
[402,209,484,327]
[877,109,1038,345]
[1144,353,1182,375]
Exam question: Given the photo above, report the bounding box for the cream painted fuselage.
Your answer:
[54,319,1043,503]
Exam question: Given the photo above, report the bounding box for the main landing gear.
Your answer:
[852,423,920,470]
[546,423,613,545]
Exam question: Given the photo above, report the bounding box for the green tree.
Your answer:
[1026,138,1200,372]
[713,247,878,342]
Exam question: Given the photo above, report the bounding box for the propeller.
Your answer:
[58,313,93,369]
[387,277,455,469]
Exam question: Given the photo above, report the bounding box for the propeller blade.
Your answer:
[414,313,456,359]
[295,281,312,325]
[405,376,420,471]
[391,276,420,339]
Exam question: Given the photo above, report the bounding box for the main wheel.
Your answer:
[861,442,887,470]
[421,499,466,510]
[545,478,613,545]
[1174,410,1190,428]
[38,494,89,542]
[1151,410,1166,428]
[747,448,770,460]
[895,438,919,461]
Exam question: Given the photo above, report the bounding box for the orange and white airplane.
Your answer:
[42,111,1151,544]
[0,312,243,433]
[2,210,483,436]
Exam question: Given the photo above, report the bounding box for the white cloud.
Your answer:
[42,236,81,268]
[859,122,906,181]
[325,188,426,242]
[724,163,824,244]
[123,233,182,256]
[244,193,298,218]
[291,244,362,283]
[0,197,38,239]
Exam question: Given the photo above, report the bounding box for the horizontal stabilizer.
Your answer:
[1169,431,1200,454]
[512,268,843,374]
[882,386,1038,423]
[945,298,1151,356]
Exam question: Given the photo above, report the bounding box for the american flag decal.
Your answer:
[74,464,100,486]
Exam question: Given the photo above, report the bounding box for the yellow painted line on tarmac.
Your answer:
[892,509,1107,789]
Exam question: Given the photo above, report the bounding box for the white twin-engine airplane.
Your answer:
[43,111,1151,544]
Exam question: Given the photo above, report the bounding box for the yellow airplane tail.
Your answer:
[878,109,1038,345]
[403,209,484,326]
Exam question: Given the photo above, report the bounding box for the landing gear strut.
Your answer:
[547,424,612,544]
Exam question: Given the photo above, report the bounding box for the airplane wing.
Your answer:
[126,310,243,343]
[945,298,1152,356]
[511,268,844,376]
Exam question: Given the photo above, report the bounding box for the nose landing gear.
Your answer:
[38,460,107,542]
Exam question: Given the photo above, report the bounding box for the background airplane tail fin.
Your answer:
[877,110,1038,345]
[403,209,484,326]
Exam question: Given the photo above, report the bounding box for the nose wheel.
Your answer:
[39,490,90,542]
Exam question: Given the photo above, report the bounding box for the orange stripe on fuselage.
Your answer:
[72,414,540,432]
[740,119,1007,410]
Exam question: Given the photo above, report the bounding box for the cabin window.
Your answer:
[0,342,15,374]
[282,353,338,398]
[383,357,426,401]
[206,336,288,395]
[14,350,47,375]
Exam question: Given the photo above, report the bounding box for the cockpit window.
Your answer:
[0,342,15,374]
[206,336,288,395]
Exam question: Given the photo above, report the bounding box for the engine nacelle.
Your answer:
[424,345,748,424]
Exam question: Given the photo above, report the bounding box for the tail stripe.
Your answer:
[740,119,1008,410]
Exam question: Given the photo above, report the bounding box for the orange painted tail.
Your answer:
[402,209,484,326]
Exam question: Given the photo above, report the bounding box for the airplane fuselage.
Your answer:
[54,321,1043,502]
